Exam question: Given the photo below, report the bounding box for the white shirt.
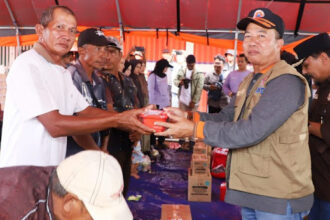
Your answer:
[179,69,192,106]
[0,49,88,167]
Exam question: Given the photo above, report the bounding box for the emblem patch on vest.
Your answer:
[256,87,265,94]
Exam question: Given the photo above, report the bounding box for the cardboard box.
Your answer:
[191,154,210,175]
[193,143,207,155]
[206,145,212,157]
[188,168,212,202]
[161,204,192,220]
[193,142,212,157]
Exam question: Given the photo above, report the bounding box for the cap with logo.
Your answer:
[237,8,285,38]
[56,150,133,220]
[294,33,330,60]
[78,28,111,47]
[224,49,235,56]
[106,36,123,51]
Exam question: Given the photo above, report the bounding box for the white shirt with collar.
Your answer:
[0,46,88,167]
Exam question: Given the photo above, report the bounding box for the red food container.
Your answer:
[220,182,227,201]
[139,110,168,132]
[211,147,228,178]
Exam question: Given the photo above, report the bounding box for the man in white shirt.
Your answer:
[174,55,205,112]
[0,5,153,167]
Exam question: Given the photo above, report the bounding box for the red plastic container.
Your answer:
[220,182,227,201]
[211,147,228,178]
[139,110,168,132]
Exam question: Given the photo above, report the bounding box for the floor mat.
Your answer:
[127,148,242,220]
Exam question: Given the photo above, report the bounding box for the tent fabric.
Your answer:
[0,29,314,63]
[0,0,329,33]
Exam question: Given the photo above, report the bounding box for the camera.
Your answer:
[183,78,191,89]
[214,81,223,89]
[135,46,145,52]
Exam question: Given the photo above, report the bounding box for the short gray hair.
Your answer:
[50,169,68,197]
[40,5,75,27]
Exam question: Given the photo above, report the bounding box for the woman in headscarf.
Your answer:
[148,59,173,149]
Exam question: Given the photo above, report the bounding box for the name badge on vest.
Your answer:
[328,92,330,101]
[256,87,265,94]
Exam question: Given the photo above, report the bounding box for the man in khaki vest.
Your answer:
[156,8,313,219]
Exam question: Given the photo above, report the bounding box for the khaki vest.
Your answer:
[228,60,314,199]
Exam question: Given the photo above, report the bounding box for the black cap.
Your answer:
[294,33,330,60]
[156,59,173,69]
[78,28,110,47]
[106,36,122,51]
[186,54,196,64]
[237,8,285,38]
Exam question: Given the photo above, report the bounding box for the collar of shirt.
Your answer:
[74,60,103,86]
[259,64,275,75]
[33,42,58,65]
[212,71,221,76]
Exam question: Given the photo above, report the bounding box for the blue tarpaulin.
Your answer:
[127,148,242,220]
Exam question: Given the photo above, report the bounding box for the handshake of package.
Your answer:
[139,110,168,132]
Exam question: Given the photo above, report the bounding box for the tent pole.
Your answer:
[233,0,243,71]
[115,0,124,49]
[4,0,21,55]
[176,0,180,34]
[294,0,306,36]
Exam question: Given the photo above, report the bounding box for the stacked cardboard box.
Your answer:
[191,153,210,175]
[188,168,212,202]
[161,204,192,220]
[188,142,212,202]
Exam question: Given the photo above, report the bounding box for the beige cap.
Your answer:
[56,150,133,220]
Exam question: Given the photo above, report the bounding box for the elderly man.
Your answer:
[0,6,153,167]
[203,55,228,113]
[222,49,237,79]
[157,8,313,219]
[294,33,330,220]
[66,28,112,157]
[0,150,133,219]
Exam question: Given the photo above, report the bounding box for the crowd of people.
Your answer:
[0,4,329,220]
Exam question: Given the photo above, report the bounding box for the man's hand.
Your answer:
[209,85,218,90]
[129,132,142,142]
[116,106,156,134]
[189,101,195,109]
[163,107,187,119]
[154,112,194,138]
[309,121,322,139]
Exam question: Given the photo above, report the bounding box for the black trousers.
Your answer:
[208,106,221,113]
[110,149,132,197]
[150,134,165,146]
[107,128,133,197]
